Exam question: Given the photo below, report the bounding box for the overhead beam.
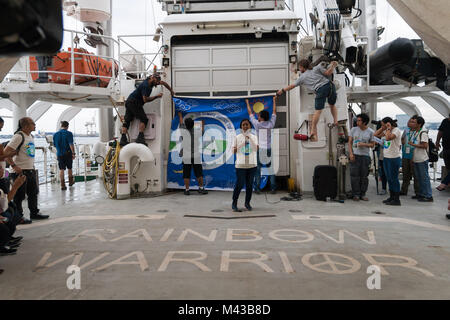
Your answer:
[421,93,450,118]
[393,99,422,117]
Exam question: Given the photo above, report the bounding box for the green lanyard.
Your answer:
[411,128,423,143]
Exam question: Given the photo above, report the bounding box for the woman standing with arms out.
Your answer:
[232,119,258,212]
[374,117,403,206]
[277,59,338,141]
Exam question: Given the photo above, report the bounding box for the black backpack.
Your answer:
[419,131,438,162]
[1,132,25,168]
[428,139,439,162]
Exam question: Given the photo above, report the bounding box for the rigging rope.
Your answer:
[102,140,121,199]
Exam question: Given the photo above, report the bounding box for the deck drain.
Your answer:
[289,209,302,213]
[372,211,386,215]
[157,209,169,213]
[211,209,224,213]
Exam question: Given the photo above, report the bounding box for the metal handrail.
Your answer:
[33,143,100,185]
[117,34,164,78]
[2,28,123,91]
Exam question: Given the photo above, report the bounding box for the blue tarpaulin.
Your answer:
[167,96,274,190]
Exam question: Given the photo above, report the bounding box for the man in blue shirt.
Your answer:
[120,74,175,146]
[53,121,75,190]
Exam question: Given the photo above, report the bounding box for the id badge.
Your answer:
[405,145,411,154]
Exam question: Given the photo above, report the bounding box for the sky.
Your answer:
[0,0,448,134]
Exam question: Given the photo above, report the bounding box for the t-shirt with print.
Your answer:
[350,126,374,156]
[413,130,429,163]
[382,127,402,158]
[401,127,415,159]
[249,114,276,149]
[293,64,330,91]
[6,131,35,171]
[233,133,258,169]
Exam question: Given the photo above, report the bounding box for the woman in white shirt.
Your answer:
[232,119,258,212]
[374,117,402,206]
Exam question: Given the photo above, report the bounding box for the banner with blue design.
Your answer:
[168,96,274,190]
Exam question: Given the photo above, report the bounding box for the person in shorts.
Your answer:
[120,74,174,146]
[53,121,75,190]
[277,59,338,141]
[178,111,208,195]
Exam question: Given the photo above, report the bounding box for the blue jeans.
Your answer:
[255,148,276,191]
[233,167,257,205]
[378,159,387,190]
[383,157,401,192]
[413,161,433,198]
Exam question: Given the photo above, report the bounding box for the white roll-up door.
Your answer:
[172,42,289,175]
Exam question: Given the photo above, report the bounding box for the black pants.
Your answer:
[232,167,257,205]
[10,170,39,216]
[0,223,10,247]
[1,203,22,237]
[350,155,371,197]
[123,98,148,129]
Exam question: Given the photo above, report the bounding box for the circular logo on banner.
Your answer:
[171,111,236,170]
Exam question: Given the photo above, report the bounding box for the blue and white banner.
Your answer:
[167,96,274,190]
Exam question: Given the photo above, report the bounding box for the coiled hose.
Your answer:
[102,140,121,199]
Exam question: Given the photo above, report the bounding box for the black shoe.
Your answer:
[399,191,407,196]
[232,202,242,212]
[386,199,401,206]
[411,195,423,199]
[30,213,49,220]
[386,192,401,206]
[0,247,17,256]
[446,214,450,219]
[8,238,22,246]
[7,242,20,249]
[10,236,23,242]
[184,190,190,195]
[418,197,433,202]
[19,218,32,225]
[119,134,129,146]
[383,191,393,204]
[135,133,147,146]
[198,188,208,195]
[245,203,252,211]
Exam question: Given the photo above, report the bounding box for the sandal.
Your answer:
[309,134,318,142]
[436,185,446,191]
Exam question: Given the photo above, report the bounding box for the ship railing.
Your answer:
[33,143,100,186]
[3,29,122,92]
[117,34,164,80]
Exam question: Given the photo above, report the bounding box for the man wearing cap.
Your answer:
[120,74,175,146]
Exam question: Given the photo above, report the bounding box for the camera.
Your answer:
[371,120,381,126]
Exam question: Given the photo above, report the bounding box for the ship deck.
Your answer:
[0,178,449,300]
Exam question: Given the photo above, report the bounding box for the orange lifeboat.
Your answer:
[30,47,118,87]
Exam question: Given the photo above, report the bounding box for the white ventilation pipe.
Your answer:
[116,143,154,199]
